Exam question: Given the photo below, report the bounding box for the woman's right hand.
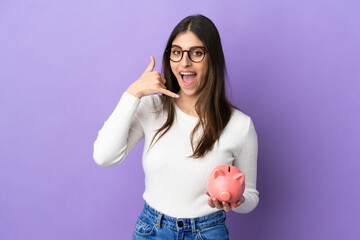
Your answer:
[126,56,179,99]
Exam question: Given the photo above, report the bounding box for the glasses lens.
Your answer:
[170,47,182,62]
[189,48,205,62]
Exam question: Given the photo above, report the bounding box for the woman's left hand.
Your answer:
[204,190,245,212]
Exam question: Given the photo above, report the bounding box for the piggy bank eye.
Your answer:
[228,166,230,172]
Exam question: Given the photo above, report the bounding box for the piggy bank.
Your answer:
[207,165,245,208]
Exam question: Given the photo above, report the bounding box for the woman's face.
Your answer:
[170,31,209,98]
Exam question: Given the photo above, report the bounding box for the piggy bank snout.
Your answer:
[220,192,231,201]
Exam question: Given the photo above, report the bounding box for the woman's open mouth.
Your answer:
[180,72,197,86]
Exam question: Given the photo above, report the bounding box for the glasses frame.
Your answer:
[166,46,208,63]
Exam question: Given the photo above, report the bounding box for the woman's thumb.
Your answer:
[145,56,155,72]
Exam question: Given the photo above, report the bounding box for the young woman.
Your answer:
[93,14,259,240]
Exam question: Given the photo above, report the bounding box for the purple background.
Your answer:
[1,0,359,239]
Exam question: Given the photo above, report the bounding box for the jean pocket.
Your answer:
[197,223,229,240]
[133,215,157,237]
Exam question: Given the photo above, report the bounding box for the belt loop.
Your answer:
[156,213,163,229]
[190,218,196,234]
[223,210,227,221]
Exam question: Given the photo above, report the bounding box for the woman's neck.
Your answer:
[175,91,199,117]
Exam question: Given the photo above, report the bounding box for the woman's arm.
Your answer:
[93,56,178,167]
[231,117,259,214]
[93,92,144,167]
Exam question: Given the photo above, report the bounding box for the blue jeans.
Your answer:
[132,202,229,240]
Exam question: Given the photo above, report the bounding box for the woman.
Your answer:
[93,14,259,239]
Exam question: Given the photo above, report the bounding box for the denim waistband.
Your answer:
[141,202,226,233]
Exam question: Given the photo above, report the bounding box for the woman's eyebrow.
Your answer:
[171,44,182,49]
[171,44,205,49]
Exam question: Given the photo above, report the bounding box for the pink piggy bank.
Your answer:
[207,165,245,208]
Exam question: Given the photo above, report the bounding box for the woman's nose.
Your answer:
[180,52,191,67]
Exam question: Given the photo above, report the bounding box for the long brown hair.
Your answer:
[149,14,236,158]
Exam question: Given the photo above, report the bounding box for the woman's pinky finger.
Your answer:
[222,202,231,212]
[160,88,179,98]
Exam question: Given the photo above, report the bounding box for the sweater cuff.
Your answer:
[231,191,259,214]
[122,91,141,104]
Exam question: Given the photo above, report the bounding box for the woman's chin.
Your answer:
[179,88,199,98]
[177,78,200,97]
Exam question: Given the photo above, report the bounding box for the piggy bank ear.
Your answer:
[233,173,244,182]
[214,169,225,179]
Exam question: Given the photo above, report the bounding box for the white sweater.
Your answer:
[93,92,259,218]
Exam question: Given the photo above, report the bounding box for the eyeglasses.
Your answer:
[166,46,208,63]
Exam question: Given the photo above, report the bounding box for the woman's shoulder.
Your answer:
[225,107,255,136]
[137,94,164,114]
[140,94,162,107]
[230,107,252,123]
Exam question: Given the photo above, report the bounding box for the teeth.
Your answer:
[180,72,196,75]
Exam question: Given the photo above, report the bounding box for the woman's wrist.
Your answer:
[126,86,142,99]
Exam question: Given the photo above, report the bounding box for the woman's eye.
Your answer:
[173,50,181,55]
[193,51,203,56]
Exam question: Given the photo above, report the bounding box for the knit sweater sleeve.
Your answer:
[93,92,144,167]
[231,117,259,214]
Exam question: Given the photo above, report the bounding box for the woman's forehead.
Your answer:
[172,31,205,49]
